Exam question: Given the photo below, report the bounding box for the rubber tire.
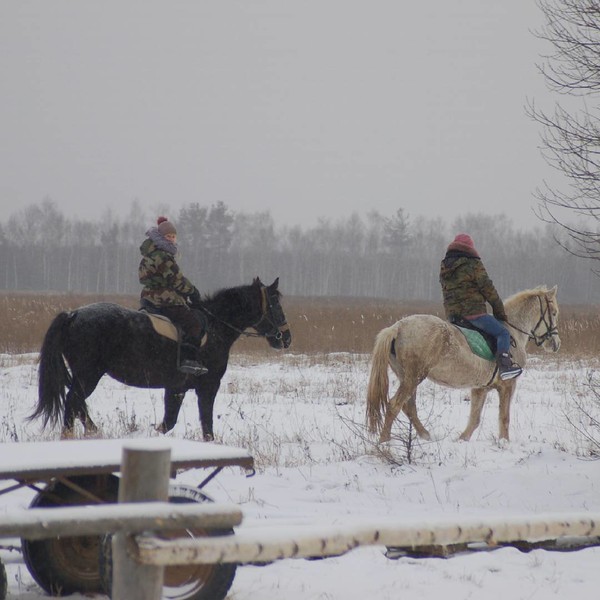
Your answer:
[99,484,238,600]
[21,474,120,596]
[0,559,7,600]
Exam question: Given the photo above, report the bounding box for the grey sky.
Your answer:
[1,1,553,229]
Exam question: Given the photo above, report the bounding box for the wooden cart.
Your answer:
[0,438,253,599]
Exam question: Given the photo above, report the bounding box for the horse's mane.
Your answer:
[201,281,281,305]
[201,284,252,308]
[504,285,552,308]
[199,282,271,320]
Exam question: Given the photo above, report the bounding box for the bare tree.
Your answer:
[529,0,600,264]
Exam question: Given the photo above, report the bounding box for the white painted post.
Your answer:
[111,443,171,600]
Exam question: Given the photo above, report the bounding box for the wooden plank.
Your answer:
[135,512,600,565]
[0,501,242,540]
[0,439,253,482]
[383,535,600,559]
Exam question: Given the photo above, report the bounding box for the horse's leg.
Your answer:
[459,387,489,441]
[62,374,102,438]
[401,391,431,440]
[379,377,424,443]
[156,390,186,433]
[498,380,517,441]
[196,380,222,442]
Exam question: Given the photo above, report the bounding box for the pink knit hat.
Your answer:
[157,216,176,236]
[454,233,474,249]
[447,233,479,257]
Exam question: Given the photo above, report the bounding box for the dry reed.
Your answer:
[0,292,598,358]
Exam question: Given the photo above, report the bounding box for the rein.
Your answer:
[198,286,288,341]
[506,294,558,347]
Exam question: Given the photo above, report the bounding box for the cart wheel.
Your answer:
[21,474,120,596]
[0,558,7,600]
[100,484,237,600]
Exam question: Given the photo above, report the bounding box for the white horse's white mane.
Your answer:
[505,285,553,307]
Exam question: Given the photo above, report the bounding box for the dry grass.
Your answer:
[0,292,598,358]
[0,293,138,354]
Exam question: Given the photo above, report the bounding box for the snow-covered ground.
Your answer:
[0,351,599,599]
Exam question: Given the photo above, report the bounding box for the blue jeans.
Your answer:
[466,314,510,355]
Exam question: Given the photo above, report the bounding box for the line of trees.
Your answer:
[0,199,597,305]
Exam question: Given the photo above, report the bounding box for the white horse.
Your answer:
[366,286,560,443]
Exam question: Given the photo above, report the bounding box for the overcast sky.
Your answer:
[1,1,555,229]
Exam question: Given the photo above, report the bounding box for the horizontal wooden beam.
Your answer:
[0,439,254,482]
[0,501,242,541]
[135,512,600,565]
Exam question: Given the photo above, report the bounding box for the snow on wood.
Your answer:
[135,512,600,565]
[0,501,242,540]
[0,438,253,481]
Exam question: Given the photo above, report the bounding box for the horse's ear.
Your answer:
[252,277,262,286]
[549,285,558,296]
[269,277,280,290]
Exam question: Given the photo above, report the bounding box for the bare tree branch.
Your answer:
[528,0,600,263]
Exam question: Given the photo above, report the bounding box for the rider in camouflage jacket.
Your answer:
[139,217,206,375]
[439,236,507,323]
[139,220,198,308]
[439,233,521,380]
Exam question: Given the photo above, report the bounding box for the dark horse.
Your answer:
[30,277,291,440]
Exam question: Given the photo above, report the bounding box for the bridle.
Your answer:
[253,285,290,342]
[199,285,289,342]
[507,294,558,347]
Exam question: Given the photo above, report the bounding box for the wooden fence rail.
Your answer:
[134,512,600,566]
[0,501,242,541]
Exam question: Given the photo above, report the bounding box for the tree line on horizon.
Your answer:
[0,198,597,305]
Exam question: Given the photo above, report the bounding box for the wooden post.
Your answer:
[111,443,171,600]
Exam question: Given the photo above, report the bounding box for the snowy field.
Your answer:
[0,351,599,599]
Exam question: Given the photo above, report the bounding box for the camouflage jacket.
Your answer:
[139,233,196,307]
[439,252,507,322]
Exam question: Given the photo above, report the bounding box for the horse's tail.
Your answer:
[366,324,398,435]
[29,311,73,428]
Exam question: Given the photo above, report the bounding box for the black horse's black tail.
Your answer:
[29,311,73,427]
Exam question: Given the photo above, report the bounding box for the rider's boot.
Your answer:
[496,352,522,381]
[178,343,208,376]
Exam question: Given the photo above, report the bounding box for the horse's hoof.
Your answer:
[60,428,75,440]
[154,422,167,434]
[83,429,101,439]
[84,423,99,436]
[377,439,393,449]
[416,428,433,441]
[203,433,215,442]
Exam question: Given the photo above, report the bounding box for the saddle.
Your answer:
[139,306,208,347]
[142,311,179,342]
[451,319,497,361]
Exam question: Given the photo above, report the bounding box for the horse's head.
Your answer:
[505,285,561,354]
[533,285,561,353]
[252,277,292,349]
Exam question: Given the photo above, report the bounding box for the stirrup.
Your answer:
[178,360,208,376]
